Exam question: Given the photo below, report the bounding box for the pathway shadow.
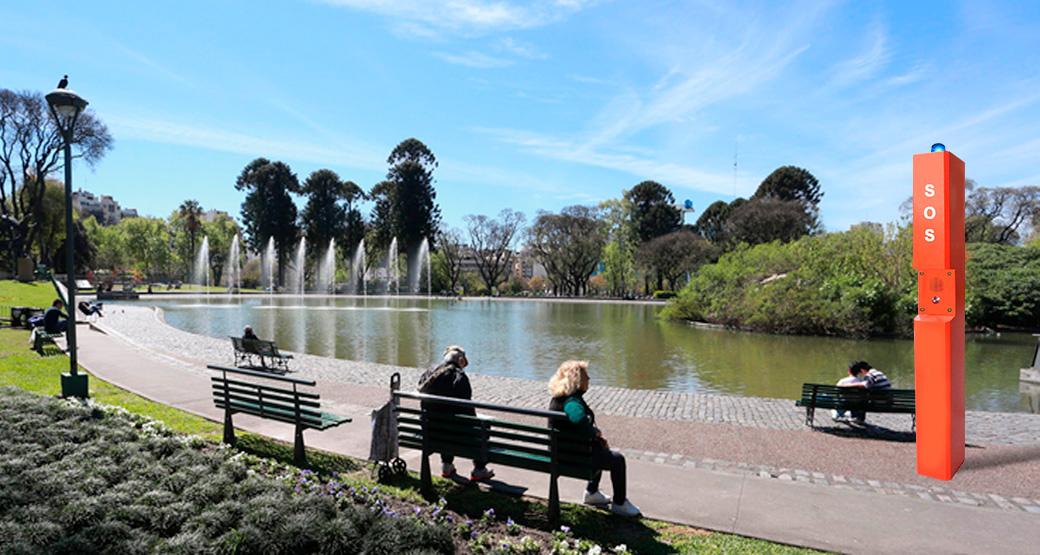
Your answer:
[814,421,916,443]
[961,445,1040,470]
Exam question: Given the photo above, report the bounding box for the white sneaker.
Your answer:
[831,410,846,421]
[611,499,641,517]
[441,463,456,477]
[470,467,495,481]
[583,490,610,506]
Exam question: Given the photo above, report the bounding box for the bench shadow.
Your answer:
[34,345,64,357]
[813,422,917,443]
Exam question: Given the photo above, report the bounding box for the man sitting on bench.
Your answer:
[243,325,259,340]
[833,360,891,425]
[43,299,69,334]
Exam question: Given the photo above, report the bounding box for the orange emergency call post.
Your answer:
[913,145,965,480]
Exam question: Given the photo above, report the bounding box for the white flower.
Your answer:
[614,545,629,554]
[587,545,602,555]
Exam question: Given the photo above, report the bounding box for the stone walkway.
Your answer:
[97,305,1040,515]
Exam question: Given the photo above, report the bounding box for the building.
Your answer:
[71,189,138,226]
[202,209,230,222]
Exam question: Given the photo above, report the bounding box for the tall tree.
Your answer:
[178,199,203,280]
[300,169,349,257]
[753,166,823,206]
[726,197,819,246]
[203,213,241,287]
[0,87,113,266]
[464,209,526,292]
[436,226,466,294]
[527,205,605,296]
[598,197,637,297]
[634,230,713,291]
[235,158,300,287]
[624,181,682,244]
[965,185,1040,244]
[695,200,733,244]
[370,138,441,289]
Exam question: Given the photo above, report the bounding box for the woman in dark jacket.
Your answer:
[548,360,641,517]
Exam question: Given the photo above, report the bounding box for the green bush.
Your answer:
[652,290,677,299]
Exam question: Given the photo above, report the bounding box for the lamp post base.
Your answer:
[61,373,89,398]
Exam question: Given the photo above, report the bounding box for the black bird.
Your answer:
[57,75,68,89]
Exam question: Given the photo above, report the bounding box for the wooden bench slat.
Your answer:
[795,383,916,429]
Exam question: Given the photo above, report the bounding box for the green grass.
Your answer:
[0,279,62,309]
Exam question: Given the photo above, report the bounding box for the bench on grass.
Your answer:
[389,372,597,522]
[796,383,916,431]
[229,336,294,372]
[207,364,351,465]
[31,329,64,353]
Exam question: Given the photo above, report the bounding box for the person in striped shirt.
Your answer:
[838,360,892,424]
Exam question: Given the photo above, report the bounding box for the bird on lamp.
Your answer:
[57,75,68,89]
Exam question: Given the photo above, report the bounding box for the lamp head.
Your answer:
[45,89,88,135]
[930,143,946,153]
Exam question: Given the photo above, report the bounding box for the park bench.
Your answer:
[30,328,64,353]
[388,372,597,522]
[796,383,916,431]
[229,336,294,372]
[207,364,351,465]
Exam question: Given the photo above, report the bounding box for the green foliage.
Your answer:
[236,158,301,287]
[624,181,681,244]
[965,243,1040,328]
[663,224,915,337]
[753,165,823,206]
[653,291,676,299]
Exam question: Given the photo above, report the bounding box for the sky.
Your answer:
[3,0,1040,236]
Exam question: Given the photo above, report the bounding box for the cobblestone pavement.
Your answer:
[97,305,1040,514]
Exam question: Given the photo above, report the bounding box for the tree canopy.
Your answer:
[464,209,526,292]
[624,181,682,244]
[235,158,300,286]
[753,166,823,206]
[526,205,604,296]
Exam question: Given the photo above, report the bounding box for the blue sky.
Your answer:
[3,0,1040,236]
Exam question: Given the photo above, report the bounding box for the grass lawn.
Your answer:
[0,279,826,554]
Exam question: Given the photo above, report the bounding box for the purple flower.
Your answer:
[445,515,453,523]
[414,506,422,515]
[471,531,478,539]
[507,517,515,526]
[466,520,473,527]
[560,525,571,533]
[485,508,495,517]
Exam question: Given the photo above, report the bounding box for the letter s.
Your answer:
[925,229,935,242]
[925,184,935,197]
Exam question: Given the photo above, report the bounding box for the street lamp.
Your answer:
[46,80,89,398]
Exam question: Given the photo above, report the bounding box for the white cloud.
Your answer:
[497,37,548,59]
[828,22,891,88]
[432,50,514,68]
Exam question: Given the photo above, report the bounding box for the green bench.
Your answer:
[796,383,916,430]
[208,364,351,465]
[389,372,597,522]
[31,329,64,353]
[229,336,294,372]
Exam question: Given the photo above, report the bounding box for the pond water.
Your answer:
[137,295,1038,413]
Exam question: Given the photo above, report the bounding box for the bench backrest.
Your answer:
[207,364,326,428]
[393,390,596,479]
[798,383,915,413]
[230,336,281,357]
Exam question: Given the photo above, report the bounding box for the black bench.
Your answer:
[796,383,916,430]
[207,364,351,465]
[229,336,294,372]
[389,372,597,522]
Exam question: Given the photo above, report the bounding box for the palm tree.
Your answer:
[178,200,203,281]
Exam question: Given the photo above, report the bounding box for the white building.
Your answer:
[72,189,138,226]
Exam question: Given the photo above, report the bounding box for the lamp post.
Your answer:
[46,82,89,398]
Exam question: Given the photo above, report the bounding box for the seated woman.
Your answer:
[242,325,259,340]
[548,360,641,517]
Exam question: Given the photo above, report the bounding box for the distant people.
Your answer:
[834,360,892,424]
[242,325,259,341]
[548,360,641,517]
[43,299,69,334]
[77,301,103,318]
[417,345,494,481]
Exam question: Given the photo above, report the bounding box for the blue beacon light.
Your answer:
[931,143,946,152]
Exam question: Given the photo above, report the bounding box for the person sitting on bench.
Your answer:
[243,325,259,340]
[834,360,891,424]
[417,345,495,481]
[43,299,69,334]
[548,360,641,517]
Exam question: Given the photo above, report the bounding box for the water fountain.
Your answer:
[292,238,306,295]
[317,239,336,294]
[351,239,366,296]
[226,235,241,294]
[263,237,275,295]
[409,237,432,295]
[387,237,399,295]
[193,236,210,299]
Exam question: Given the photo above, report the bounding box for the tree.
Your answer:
[436,226,466,294]
[964,185,1039,245]
[634,230,713,291]
[84,215,125,271]
[300,169,349,257]
[370,138,441,290]
[526,205,604,296]
[624,181,682,244]
[203,214,241,287]
[121,217,171,280]
[753,166,823,206]
[726,197,819,246]
[464,209,526,292]
[178,200,203,280]
[695,200,733,244]
[236,158,300,287]
[598,197,637,296]
[0,87,113,266]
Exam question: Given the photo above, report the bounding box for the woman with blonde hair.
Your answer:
[548,360,640,517]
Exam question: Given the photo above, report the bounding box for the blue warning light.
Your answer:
[931,143,946,152]
[684,199,693,210]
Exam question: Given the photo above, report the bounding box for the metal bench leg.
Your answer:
[223,409,236,446]
[294,424,306,466]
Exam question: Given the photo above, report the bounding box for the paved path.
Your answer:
[71,306,1040,554]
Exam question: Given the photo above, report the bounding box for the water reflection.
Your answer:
[146,297,1037,413]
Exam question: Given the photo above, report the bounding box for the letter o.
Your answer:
[923,206,936,219]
